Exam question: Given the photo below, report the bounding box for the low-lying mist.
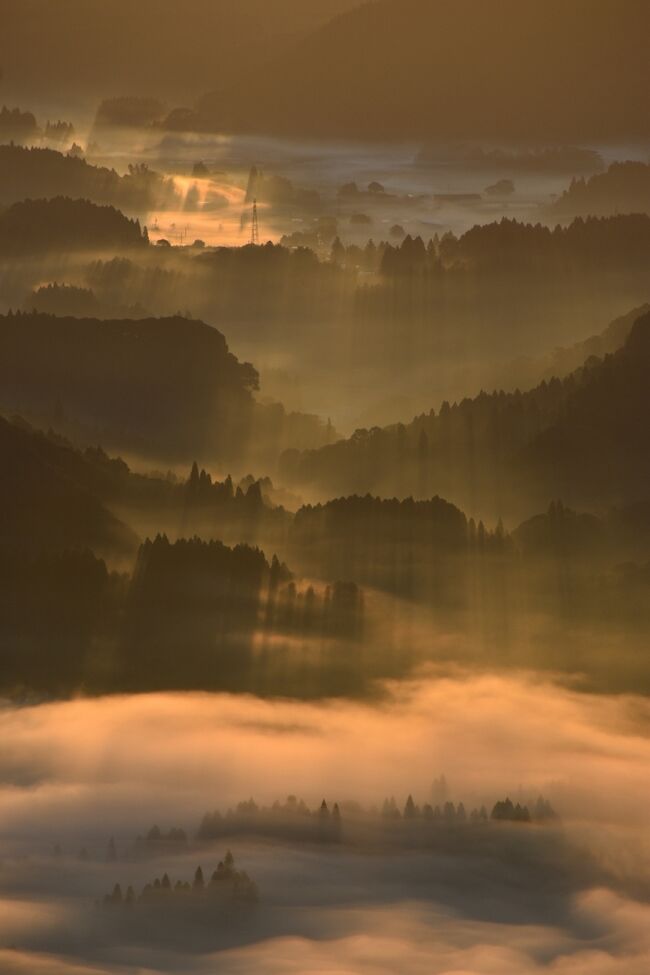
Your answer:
[0,673,648,973]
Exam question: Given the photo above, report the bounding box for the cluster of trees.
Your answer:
[122,536,273,691]
[0,106,76,146]
[493,797,556,822]
[24,283,106,318]
[44,120,75,143]
[197,793,557,844]
[0,411,371,696]
[382,796,487,822]
[550,161,650,218]
[376,215,650,276]
[0,410,369,695]
[290,495,472,603]
[3,400,649,698]
[167,462,290,545]
[194,241,352,323]
[0,145,179,213]
[0,105,38,142]
[383,794,556,824]
[277,214,650,280]
[199,796,343,843]
[0,533,366,697]
[123,536,364,692]
[0,197,148,255]
[23,279,147,320]
[101,852,258,909]
[94,97,166,129]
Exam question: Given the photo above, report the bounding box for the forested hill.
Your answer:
[524,313,650,507]
[0,197,147,254]
[548,161,650,219]
[0,415,137,559]
[281,311,650,519]
[0,145,178,215]
[194,0,649,141]
[0,313,258,462]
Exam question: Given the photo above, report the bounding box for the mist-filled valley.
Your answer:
[1,1,649,972]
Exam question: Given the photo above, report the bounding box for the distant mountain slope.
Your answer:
[500,304,650,392]
[282,311,650,518]
[0,0,361,100]
[195,0,649,141]
[524,313,650,507]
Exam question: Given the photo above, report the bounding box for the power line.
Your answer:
[250,198,259,245]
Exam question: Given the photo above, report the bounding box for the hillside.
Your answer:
[549,161,650,219]
[0,197,146,254]
[0,415,137,559]
[524,314,650,507]
[194,0,649,141]
[0,145,178,215]
[281,311,650,518]
[0,312,258,462]
[0,0,360,100]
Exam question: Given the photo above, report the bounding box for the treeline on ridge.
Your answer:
[0,144,179,214]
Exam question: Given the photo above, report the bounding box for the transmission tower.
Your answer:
[250,198,259,245]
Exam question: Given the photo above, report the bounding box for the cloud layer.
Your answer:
[0,673,649,973]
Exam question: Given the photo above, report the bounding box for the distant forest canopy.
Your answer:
[2,216,649,465]
[548,161,650,219]
[196,792,558,838]
[6,410,649,573]
[0,0,360,99]
[416,145,606,175]
[94,97,167,130]
[187,0,649,142]
[383,214,650,273]
[1,411,649,698]
[282,312,650,518]
[5,210,648,325]
[0,104,75,145]
[0,145,180,214]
